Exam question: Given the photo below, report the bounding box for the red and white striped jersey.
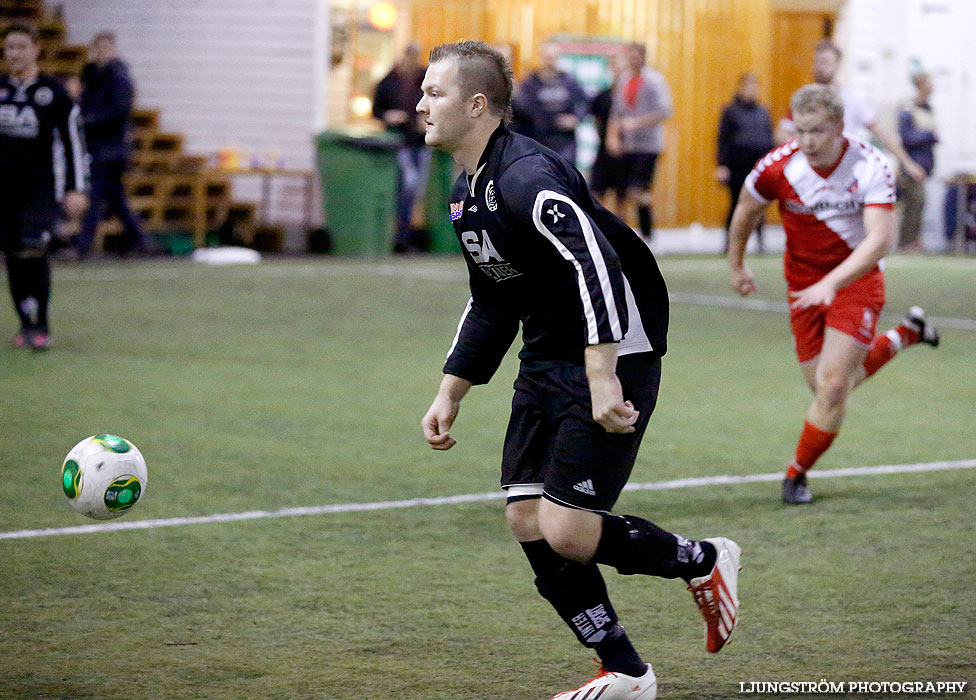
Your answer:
[745,136,895,289]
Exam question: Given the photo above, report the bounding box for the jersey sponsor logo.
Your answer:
[460,229,521,281]
[846,178,859,194]
[783,196,862,216]
[450,201,463,221]
[485,179,497,211]
[33,86,54,106]
[0,103,39,138]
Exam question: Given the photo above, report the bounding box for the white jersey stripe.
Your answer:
[51,128,66,201]
[67,104,88,190]
[446,296,474,360]
[532,189,622,344]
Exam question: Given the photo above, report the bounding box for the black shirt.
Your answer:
[0,74,87,202]
[444,126,669,385]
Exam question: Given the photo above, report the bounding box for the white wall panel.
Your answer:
[62,0,329,229]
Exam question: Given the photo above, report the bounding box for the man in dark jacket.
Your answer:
[512,42,589,165]
[897,71,938,250]
[372,43,430,252]
[74,32,144,257]
[716,72,773,253]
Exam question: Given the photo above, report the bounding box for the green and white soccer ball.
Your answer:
[61,435,148,520]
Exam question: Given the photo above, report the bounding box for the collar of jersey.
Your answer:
[467,124,509,196]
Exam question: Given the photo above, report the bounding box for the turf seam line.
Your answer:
[2,459,974,541]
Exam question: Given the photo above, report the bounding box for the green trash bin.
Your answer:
[316,128,400,257]
[425,149,461,254]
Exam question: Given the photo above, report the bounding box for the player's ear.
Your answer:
[470,92,488,117]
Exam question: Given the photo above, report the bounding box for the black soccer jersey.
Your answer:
[444,126,669,385]
[0,74,87,203]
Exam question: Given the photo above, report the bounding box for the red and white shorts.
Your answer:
[788,269,886,363]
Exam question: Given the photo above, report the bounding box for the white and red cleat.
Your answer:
[687,537,741,653]
[550,663,657,700]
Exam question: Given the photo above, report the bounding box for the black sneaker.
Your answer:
[782,474,813,504]
[904,306,940,347]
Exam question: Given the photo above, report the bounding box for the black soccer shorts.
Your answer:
[0,194,56,254]
[500,353,662,514]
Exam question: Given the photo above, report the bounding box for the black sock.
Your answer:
[520,539,621,647]
[27,256,50,331]
[637,204,653,239]
[594,514,716,582]
[6,254,39,329]
[594,624,647,677]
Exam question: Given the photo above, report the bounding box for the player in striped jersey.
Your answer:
[1,22,88,350]
[418,41,740,700]
[728,84,939,504]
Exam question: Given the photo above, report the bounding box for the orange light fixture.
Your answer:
[368,2,397,31]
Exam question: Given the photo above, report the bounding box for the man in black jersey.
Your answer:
[1,22,88,350]
[418,41,741,700]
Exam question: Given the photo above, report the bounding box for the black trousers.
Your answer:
[76,159,144,254]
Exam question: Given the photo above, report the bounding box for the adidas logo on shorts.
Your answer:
[573,479,596,496]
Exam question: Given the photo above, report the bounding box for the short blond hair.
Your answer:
[790,83,844,125]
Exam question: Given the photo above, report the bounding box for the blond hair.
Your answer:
[790,83,844,125]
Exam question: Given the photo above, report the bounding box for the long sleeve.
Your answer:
[54,94,89,198]
[443,275,520,384]
[499,156,628,347]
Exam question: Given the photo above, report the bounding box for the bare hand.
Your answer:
[589,373,638,434]
[715,165,730,183]
[904,159,927,183]
[421,393,460,450]
[63,191,89,220]
[555,114,579,131]
[383,109,409,126]
[730,265,758,296]
[789,279,836,309]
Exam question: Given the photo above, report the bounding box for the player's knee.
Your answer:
[816,371,850,407]
[505,498,542,541]
[539,521,595,563]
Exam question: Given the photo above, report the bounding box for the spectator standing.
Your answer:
[606,42,672,242]
[716,72,774,253]
[589,52,626,210]
[75,31,144,258]
[1,23,88,350]
[897,72,938,251]
[512,41,589,164]
[373,42,430,253]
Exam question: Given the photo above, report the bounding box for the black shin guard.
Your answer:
[520,540,618,647]
[595,514,715,580]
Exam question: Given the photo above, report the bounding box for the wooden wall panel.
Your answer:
[409,0,775,227]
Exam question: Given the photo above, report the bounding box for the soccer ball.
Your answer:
[61,435,148,520]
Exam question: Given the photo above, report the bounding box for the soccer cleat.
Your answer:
[782,474,813,504]
[13,329,30,348]
[687,537,741,653]
[904,306,940,348]
[29,330,50,351]
[550,663,657,700]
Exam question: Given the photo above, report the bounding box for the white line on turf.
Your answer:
[2,459,973,541]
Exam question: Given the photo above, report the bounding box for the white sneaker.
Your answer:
[550,663,657,700]
[687,537,742,653]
